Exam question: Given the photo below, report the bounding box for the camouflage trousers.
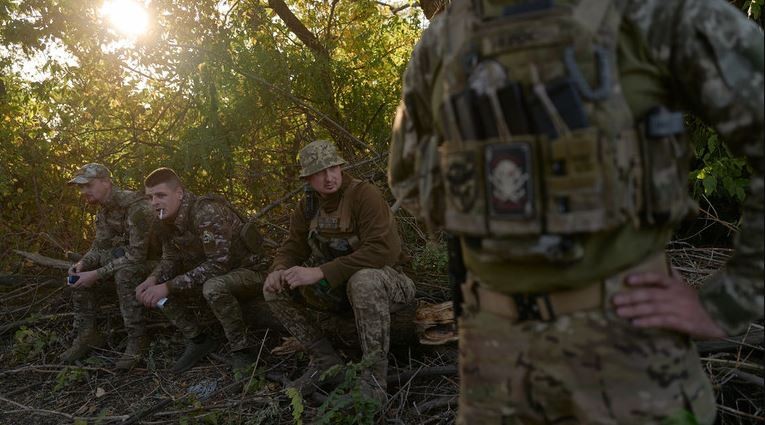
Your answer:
[161,268,264,352]
[72,255,148,338]
[457,298,716,424]
[264,266,416,358]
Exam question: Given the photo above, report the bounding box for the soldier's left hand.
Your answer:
[283,266,323,289]
[612,268,726,340]
[140,283,169,308]
[72,270,98,289]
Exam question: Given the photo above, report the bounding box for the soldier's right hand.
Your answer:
[264,270,286,293]
[135,276,158,300]
[68,262,82,275]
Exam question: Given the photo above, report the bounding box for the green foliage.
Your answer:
[12,325,58,363]
[687,118,749,203]
[742,0,763,19]
[412,241,448,275]
[315,359,380,425]
[0,1,425,270]
[54,366,89,391]
[285,387,304,425]
[662,409,700,425]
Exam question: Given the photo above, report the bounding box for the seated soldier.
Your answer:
[263,140,416,404]
[136,168,264,373]
[63,163,156,370]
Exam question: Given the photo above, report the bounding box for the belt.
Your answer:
[463,252,669,322]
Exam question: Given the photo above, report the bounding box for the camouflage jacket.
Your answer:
[390,0,764,335]
[79,188,154,280]
[150,191,259,292]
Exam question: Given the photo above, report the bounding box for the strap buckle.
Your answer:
[511,293,556,322]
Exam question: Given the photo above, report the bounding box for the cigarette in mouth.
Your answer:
[159,209,164,220]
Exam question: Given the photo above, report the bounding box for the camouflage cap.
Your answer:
[298,140,346,178]
[67,163,112,185]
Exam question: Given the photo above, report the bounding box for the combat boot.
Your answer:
[288,338,344,396]
[171,334,219,374]
[115,335,148,370]
[358,356,388,406]
[230,347,258,372]
[59,329,104,364]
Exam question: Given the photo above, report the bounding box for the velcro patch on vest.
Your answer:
[317,216,340,230]
[485,143,534,218]
[481,25,561,57]
[445,151,478,213]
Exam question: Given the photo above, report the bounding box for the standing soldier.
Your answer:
[263,140,416,405]
[136,168,265,373]
[64,163,155,370]
[390,1,763,424]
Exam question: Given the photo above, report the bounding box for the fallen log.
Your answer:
[13,250,71,270]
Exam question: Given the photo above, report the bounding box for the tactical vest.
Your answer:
[437,0,694,257]
[306,179,362,265]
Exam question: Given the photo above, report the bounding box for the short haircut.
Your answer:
[144,167,183,189]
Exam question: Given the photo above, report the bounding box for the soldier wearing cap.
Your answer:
[64,163,156,370]
[263,140,416,405]
[136,167,266,373]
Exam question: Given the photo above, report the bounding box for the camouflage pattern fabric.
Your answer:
[150,191,264,350]
[203,268,264,351]
[150,191,261,292]
[73,255,150,338]
[264,266,415,356]
[73,188,154,337]
[67,163,112,185]
[298,139,347,178]
[161,268,263,350]
[458,308,715,424]
[78,188,156,281]
[391,0,763,422]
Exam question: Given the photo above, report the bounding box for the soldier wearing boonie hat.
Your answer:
[263,139,416,405]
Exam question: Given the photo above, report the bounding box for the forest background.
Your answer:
[0,0,762,424]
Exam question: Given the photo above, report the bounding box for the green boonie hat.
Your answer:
[298,140,346,178]
[67,163,112,185]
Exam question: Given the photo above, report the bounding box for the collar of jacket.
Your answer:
[172,190,197,233]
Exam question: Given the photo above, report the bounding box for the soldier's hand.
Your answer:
[264,270,286,293]
[283,266,323,289]
[141,283,169,308]
[69,261,83,275]
[72,270,98,289]
[135,276,158,299]
[612,268,726,340]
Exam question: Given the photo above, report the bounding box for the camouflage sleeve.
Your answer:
[165,202,232,292]
[150,236,180,283]
[78,211,107,271]
[95,200,153,280]
[624,0,764,334]
[388,15,446,232]
[270,202,311,272]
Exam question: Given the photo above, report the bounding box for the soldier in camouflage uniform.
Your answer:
[63,163,155,370]
[390,0,763,423]
[136,168,265,373]
[263,140,416,404]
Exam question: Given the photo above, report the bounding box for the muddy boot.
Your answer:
[171,334,218,374]
[288,338,344,396]
[230,347,258,373]
[60,329,104,364]
[115,335,148,371]
[358,356,388,406]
